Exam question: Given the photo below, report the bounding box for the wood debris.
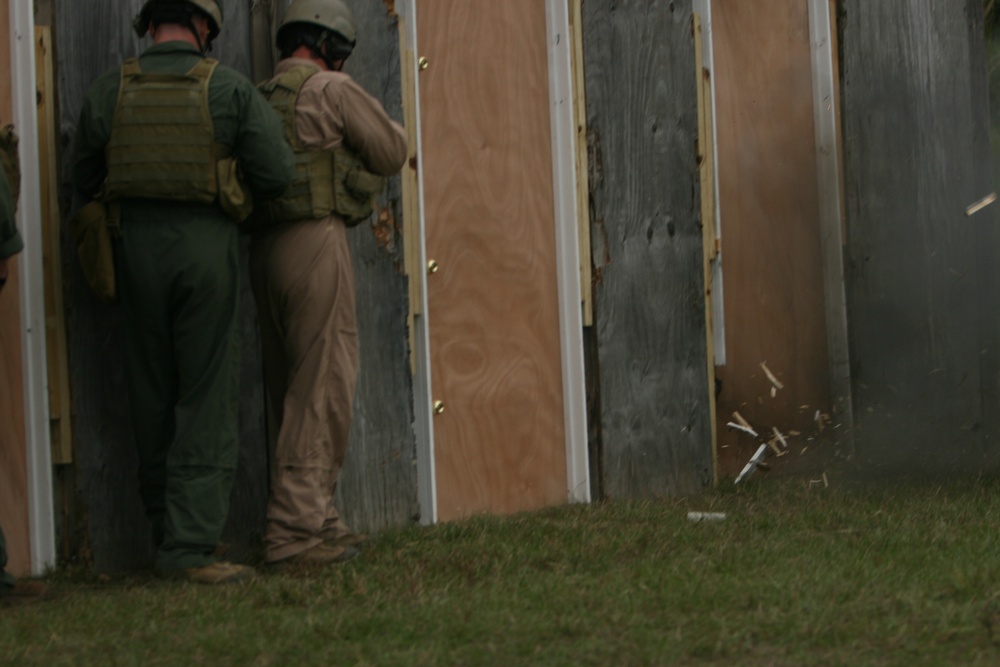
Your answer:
[728,411,758,437]
[760,361,784,390]
[726,421,758,438]
[809,472,830,489]
[814,410,830,432]
[733,411,753,430]
[965,192,997,216]
[771,426,789,449]
[735,444,769,484]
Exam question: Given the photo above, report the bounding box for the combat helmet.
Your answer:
[133,0,223,42]
[277,0,357,62]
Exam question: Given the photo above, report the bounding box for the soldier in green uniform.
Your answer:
[0,162,22,598]
[71,0,294,584]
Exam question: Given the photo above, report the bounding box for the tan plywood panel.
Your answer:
[0,0,31,576]
[417,0,568,520]
[712,0,832,474]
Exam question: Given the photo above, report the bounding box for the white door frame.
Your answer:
[397,0,591,524]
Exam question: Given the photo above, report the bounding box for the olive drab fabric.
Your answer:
[0,526,13,596]
[69,200,117,302]
[0,122,21,287]
[70,39,294,573]
[104,58,220,205]
[0,125,20,212]
[277,0,357,57]
[254,65,385,228]
[0,134,22,261]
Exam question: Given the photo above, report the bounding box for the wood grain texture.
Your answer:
[840,0,998,473]
[418,0,568,520]
[0,0,32,577]
[711,0,833,475]
[333,2,419,532]
[55,0,417,570]
[37,26,73,467]
[582,0,714,499]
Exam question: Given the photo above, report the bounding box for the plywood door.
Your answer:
[0,0,31,576]
[712,0,832,472]
[416,0,568,521]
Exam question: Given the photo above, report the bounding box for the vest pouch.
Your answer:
[333,150,386,227]
[70,200,116,303]
[217,157,253,223]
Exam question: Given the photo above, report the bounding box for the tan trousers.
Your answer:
[249,217,359,563]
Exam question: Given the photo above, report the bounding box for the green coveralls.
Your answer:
[0,526,13,596]
[0,165,22,260]
[1,165,21,595]
[71,42,293,571]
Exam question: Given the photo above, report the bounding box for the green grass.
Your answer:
[4,476,1000,666]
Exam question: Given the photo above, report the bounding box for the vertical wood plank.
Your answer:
[694,12,720,485]
[582,0,714,498]
[35,26,72,466]
[808,0,853,453]
[568,0,593,328]
[418,0,569,520]
[841,0,996,472]
[0,0,31,577]
[334,2,419,532]
[711,0,833,475]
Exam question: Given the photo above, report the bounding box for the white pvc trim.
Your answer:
[545,0,590,504]
[10,2,55,575]
[396,0,437,525]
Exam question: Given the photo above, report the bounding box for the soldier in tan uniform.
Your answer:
[250,0,406,566]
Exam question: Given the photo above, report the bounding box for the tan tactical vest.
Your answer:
[104,58,222,205]
[256,65,386,227]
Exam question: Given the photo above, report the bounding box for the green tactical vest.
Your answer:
[256,65,386,227]
[104,57,222,205]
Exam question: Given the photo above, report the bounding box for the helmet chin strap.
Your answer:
[304,31,339,70]
[182,9,211,54]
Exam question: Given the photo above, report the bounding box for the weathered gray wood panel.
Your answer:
[55,0,417,571]
[333,4,419,530]
[840,0,999,473]
[582,0,714,498]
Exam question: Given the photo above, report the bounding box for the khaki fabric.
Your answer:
[273,59,407,178]
[251,59,406,563]
[250,219,358,562]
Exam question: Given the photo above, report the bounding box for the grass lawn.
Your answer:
[3,475,1000,666]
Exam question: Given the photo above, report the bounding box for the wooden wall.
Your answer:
[840,0,1000,473]
[417,0,569,520]
[0,0,31,577]
[54,0,416,572]
[581,0,715,498]
[711,0,833,475]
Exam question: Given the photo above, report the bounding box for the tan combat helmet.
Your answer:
[133,0,223,42]
[277,0,357,61]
